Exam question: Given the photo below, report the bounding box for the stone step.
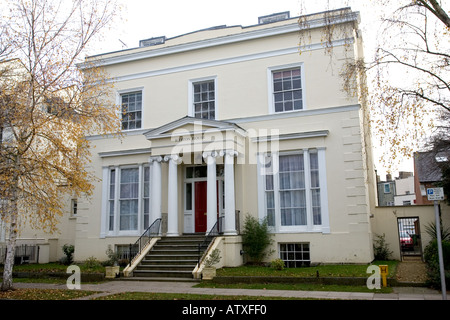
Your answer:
[140,259,198,266]
[119,276,200,283]
[136,264,195,272]
[130,234,212,280]
[133,269,194,278]
[144,254,199,260]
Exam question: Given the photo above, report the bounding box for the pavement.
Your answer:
[12,280,450,300]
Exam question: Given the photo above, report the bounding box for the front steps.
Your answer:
[129,234,208,281]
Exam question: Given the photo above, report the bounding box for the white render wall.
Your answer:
[4,10,376,264]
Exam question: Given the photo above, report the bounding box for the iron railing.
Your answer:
[129,218,162,265]
[198,218,223,264]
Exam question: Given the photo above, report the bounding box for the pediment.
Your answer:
[144,116,247,157]
[143,116,245,140]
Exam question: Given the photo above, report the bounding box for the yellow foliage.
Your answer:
[0,0,121,234]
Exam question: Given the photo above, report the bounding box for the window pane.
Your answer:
[274,80,282,92]
[120,199,138,230]
[283,79,292,90]
[310,151,321,225]
[186,183,192,210]
[265,175,273,191]
[109,200,114,231]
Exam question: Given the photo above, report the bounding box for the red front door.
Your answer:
[195,181,207,233]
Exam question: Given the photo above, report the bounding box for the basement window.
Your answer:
[279,243,310,267]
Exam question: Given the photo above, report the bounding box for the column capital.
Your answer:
[149,155,163,163]
[219,150,238,158]
[202,151,219,159]
[164,154,182,164]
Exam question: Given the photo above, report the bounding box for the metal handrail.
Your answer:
[129,218,162,265]
[197,218,223,264]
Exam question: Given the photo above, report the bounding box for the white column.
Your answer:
[165,155,182,236]
[203,151,218,232]
[221,150,238,235]
[149,156,162,224]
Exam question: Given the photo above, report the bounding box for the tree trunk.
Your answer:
[1,209,18,291]
[1,159,20,292]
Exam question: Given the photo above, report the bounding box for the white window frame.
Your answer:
[267,63,306,114]
[70,199,78,217]
[116,87,145,131]
[257,148,329,233]
[101,164,150,237]
[279,243,311,267]
[188,76,218,120]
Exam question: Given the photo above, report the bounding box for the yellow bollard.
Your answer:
[379,265,388,287]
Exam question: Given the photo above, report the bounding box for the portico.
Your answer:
[144,117,245,236]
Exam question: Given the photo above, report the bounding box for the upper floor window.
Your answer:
[192,79,216,120]
[270,65,304,113]
[121,91,142,130]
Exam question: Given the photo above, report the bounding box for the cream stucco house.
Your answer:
[4,8,381,272]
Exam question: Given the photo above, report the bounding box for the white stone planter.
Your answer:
[105,266,120,279]
[202,267,216,280]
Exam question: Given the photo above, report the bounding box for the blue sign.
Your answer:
[427,188,444,201]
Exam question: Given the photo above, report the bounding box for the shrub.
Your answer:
[373,233,392,260]
[204,249,221,267]
[423,239,450,289]
[105,245,120,266]
[83,256,103,270]
[270,258,285,271]
[423,222,450,289]
[242,215,274,264]
[61,244,75,265]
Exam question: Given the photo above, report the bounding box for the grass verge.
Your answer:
[194,281,393,293]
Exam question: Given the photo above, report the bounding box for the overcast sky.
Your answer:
[95,0,374,54]
[91,0,412,175]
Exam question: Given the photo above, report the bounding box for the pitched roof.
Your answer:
[414,151,445,183]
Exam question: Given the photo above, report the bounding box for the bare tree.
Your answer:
[298,1,449,172]
[370,1,450,170]
[0,0,120,291]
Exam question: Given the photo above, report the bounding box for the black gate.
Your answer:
[397,217,422,260]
